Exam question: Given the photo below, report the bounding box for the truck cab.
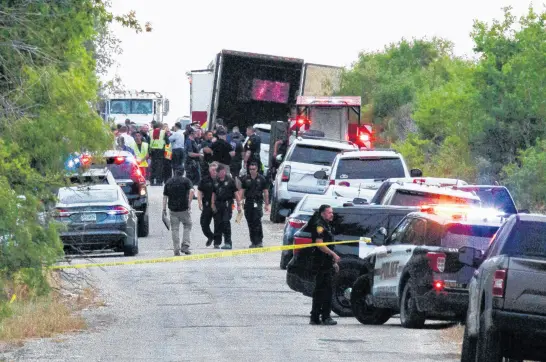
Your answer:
[101,90,169,127]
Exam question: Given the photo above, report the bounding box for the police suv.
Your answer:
[350,204,503,328]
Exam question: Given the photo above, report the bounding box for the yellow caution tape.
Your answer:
[10,294,16,304]
[51,239,371,270]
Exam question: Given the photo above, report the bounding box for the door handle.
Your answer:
[406,248,412,253]
[386,249,392,254]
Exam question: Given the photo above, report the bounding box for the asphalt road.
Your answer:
[1,186,460,362]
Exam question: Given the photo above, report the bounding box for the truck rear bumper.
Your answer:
[493,310,546,335]
[415,289,468,320]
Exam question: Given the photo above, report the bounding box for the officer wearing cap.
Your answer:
[309,204,340,326]
[243,126,262,174]
[241,161,269,248]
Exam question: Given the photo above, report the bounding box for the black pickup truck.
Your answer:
[460,213,546,362]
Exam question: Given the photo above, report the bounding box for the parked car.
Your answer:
[280,194,353,270]
[460,213,546,362]
[54,185,139,256]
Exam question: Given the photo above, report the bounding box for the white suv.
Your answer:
[270,136,358,222]
[318,149,419,202]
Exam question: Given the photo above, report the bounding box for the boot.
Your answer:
[322,317,337,326]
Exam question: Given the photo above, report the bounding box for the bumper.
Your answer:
[60,230,129,250]
[493,310,546,335]
[415,288,468,319]
[286,271,314,297]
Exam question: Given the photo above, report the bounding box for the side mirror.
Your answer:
[458,246,483,267]
[377,227,387,236]
[410,168,423,177]
[518,209,530,214]
[163,99,170,116]
[370,227,388,246]
[352,198,368,205]
[313,170,328,180]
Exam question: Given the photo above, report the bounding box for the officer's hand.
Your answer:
[198,203,203,211]
[333,263,340,273]
[264,204,270,213]
[332,254,341,264]
[212,206,217,213]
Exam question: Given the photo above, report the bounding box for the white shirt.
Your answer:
[169,130,185,149]
[119,132,137,151]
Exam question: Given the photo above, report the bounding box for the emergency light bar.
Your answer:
[420,204,505,221]
[296,96,361,107]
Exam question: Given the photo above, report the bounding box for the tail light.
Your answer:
[413,178,426,184]
[359,133,370,142]
[492,269,507,298]
[109,205,129,215]
[433,280,445,292]
[131,165,146,184]
[293,236,312,255]
[288,218,306,229]
[338,181,350,187]
[426,252,446,273]
[281,165,291,182]
[55,208,71,218]
[329,179,335,185]
[114,156,125,165]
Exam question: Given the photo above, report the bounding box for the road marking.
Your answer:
[51,239,370,270]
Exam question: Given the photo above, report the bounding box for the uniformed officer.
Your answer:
[198,162,218,247]
[243,126,262,174]
[241,162,269,248]
[309,204,340,326]
[211,163,242,250]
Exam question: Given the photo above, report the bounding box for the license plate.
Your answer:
[81,213,96,222]
[317,180,328,186]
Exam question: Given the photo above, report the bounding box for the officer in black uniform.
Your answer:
[198,162,218,247]
[309,204,340,326]
[243,126,262,174]
[211,163,242,250]
[241,162,269,248]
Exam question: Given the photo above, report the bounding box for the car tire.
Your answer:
[280,251,292,270]
[270,199,284,223]
[124,230,139,257]
[477,313,503,362]
[461,325,478,362]
[400,279,426,329]
[331,260,361,317]
[138,213,149,237]
[350,275,391,325]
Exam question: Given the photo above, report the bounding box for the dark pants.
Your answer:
[311,269,333,321]
[185,161,201,185]
[244,202,263,245]
[213,204,232,246]
[172,148,185,173]
[200,206,216,241]
[163,158,172,183]
[150,149,164,185]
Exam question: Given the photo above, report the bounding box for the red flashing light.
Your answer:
[359,133,370,142]
[131,165,146,184]
[80,155,91,166]
[426,252,446,273]
[338,181,351,187]
[413,178,427,184]
[55,208,71,218]
[114,156,125,165]
[288,218,306,229]
[433,280,445,292]
[492,269,507,298]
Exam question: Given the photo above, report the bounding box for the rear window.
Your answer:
[390,190,480,207]
[441,224,500,250]
[255,129,270,144]
[106,162,136,179]
[336,157,406,180]
[58,189,118,204]
[503,221,546,258]
[288,145,342,166]
[69,175,108,184]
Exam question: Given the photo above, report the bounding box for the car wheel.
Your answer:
[461,324,478,362]
[138,213,149,237]
[350,275,391,325]
[331,260,360,317]
[477,313,503,362]
[400,279,426,328]
[124,230,139,257]
[270,199,284,223]
[280,251,292,270]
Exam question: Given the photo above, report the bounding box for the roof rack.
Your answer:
[296,136,356,146]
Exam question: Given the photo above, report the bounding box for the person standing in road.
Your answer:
[134,132,149,179]
[162,124,173,183]
[117,125,137,153]
[163,169,194,256]
[198,162,218,247]
[209,128,234,170]
[199,131,214,179]
[184,128,201,188]
[140,123,151,144]
[229,130,244,180]
[243,126,262,174]
[211,164,242,250]
[241,162,269,248]
[169,122,186,174]
[149,122,167,186]
[309,204,340,326]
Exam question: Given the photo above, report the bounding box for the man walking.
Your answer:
[209,127,234,169]
[243,126,262,174]
[134,132,149,179]
[198,162,218,247]
[184,128,201,187]
[169,122,186,174]
[211,164,242,250]
[309,204,340,326]
[199,131,214,179]
[241,162,269,248]
[163,169,194,256]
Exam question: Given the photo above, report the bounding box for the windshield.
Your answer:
[58,189,118,204]
[336,157,406,180]
[69,175,109,185]
[288,145,341,166]
[110,99,153,115]
[503,221,546,258]
[255,129,270,144]
[300,198,348,213]
[441,224,499,250]
[391,190,480,207]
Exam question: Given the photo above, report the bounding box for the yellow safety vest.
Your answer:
[135,142,149,167]
[164,144,172,160]
[150,130,166,149]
